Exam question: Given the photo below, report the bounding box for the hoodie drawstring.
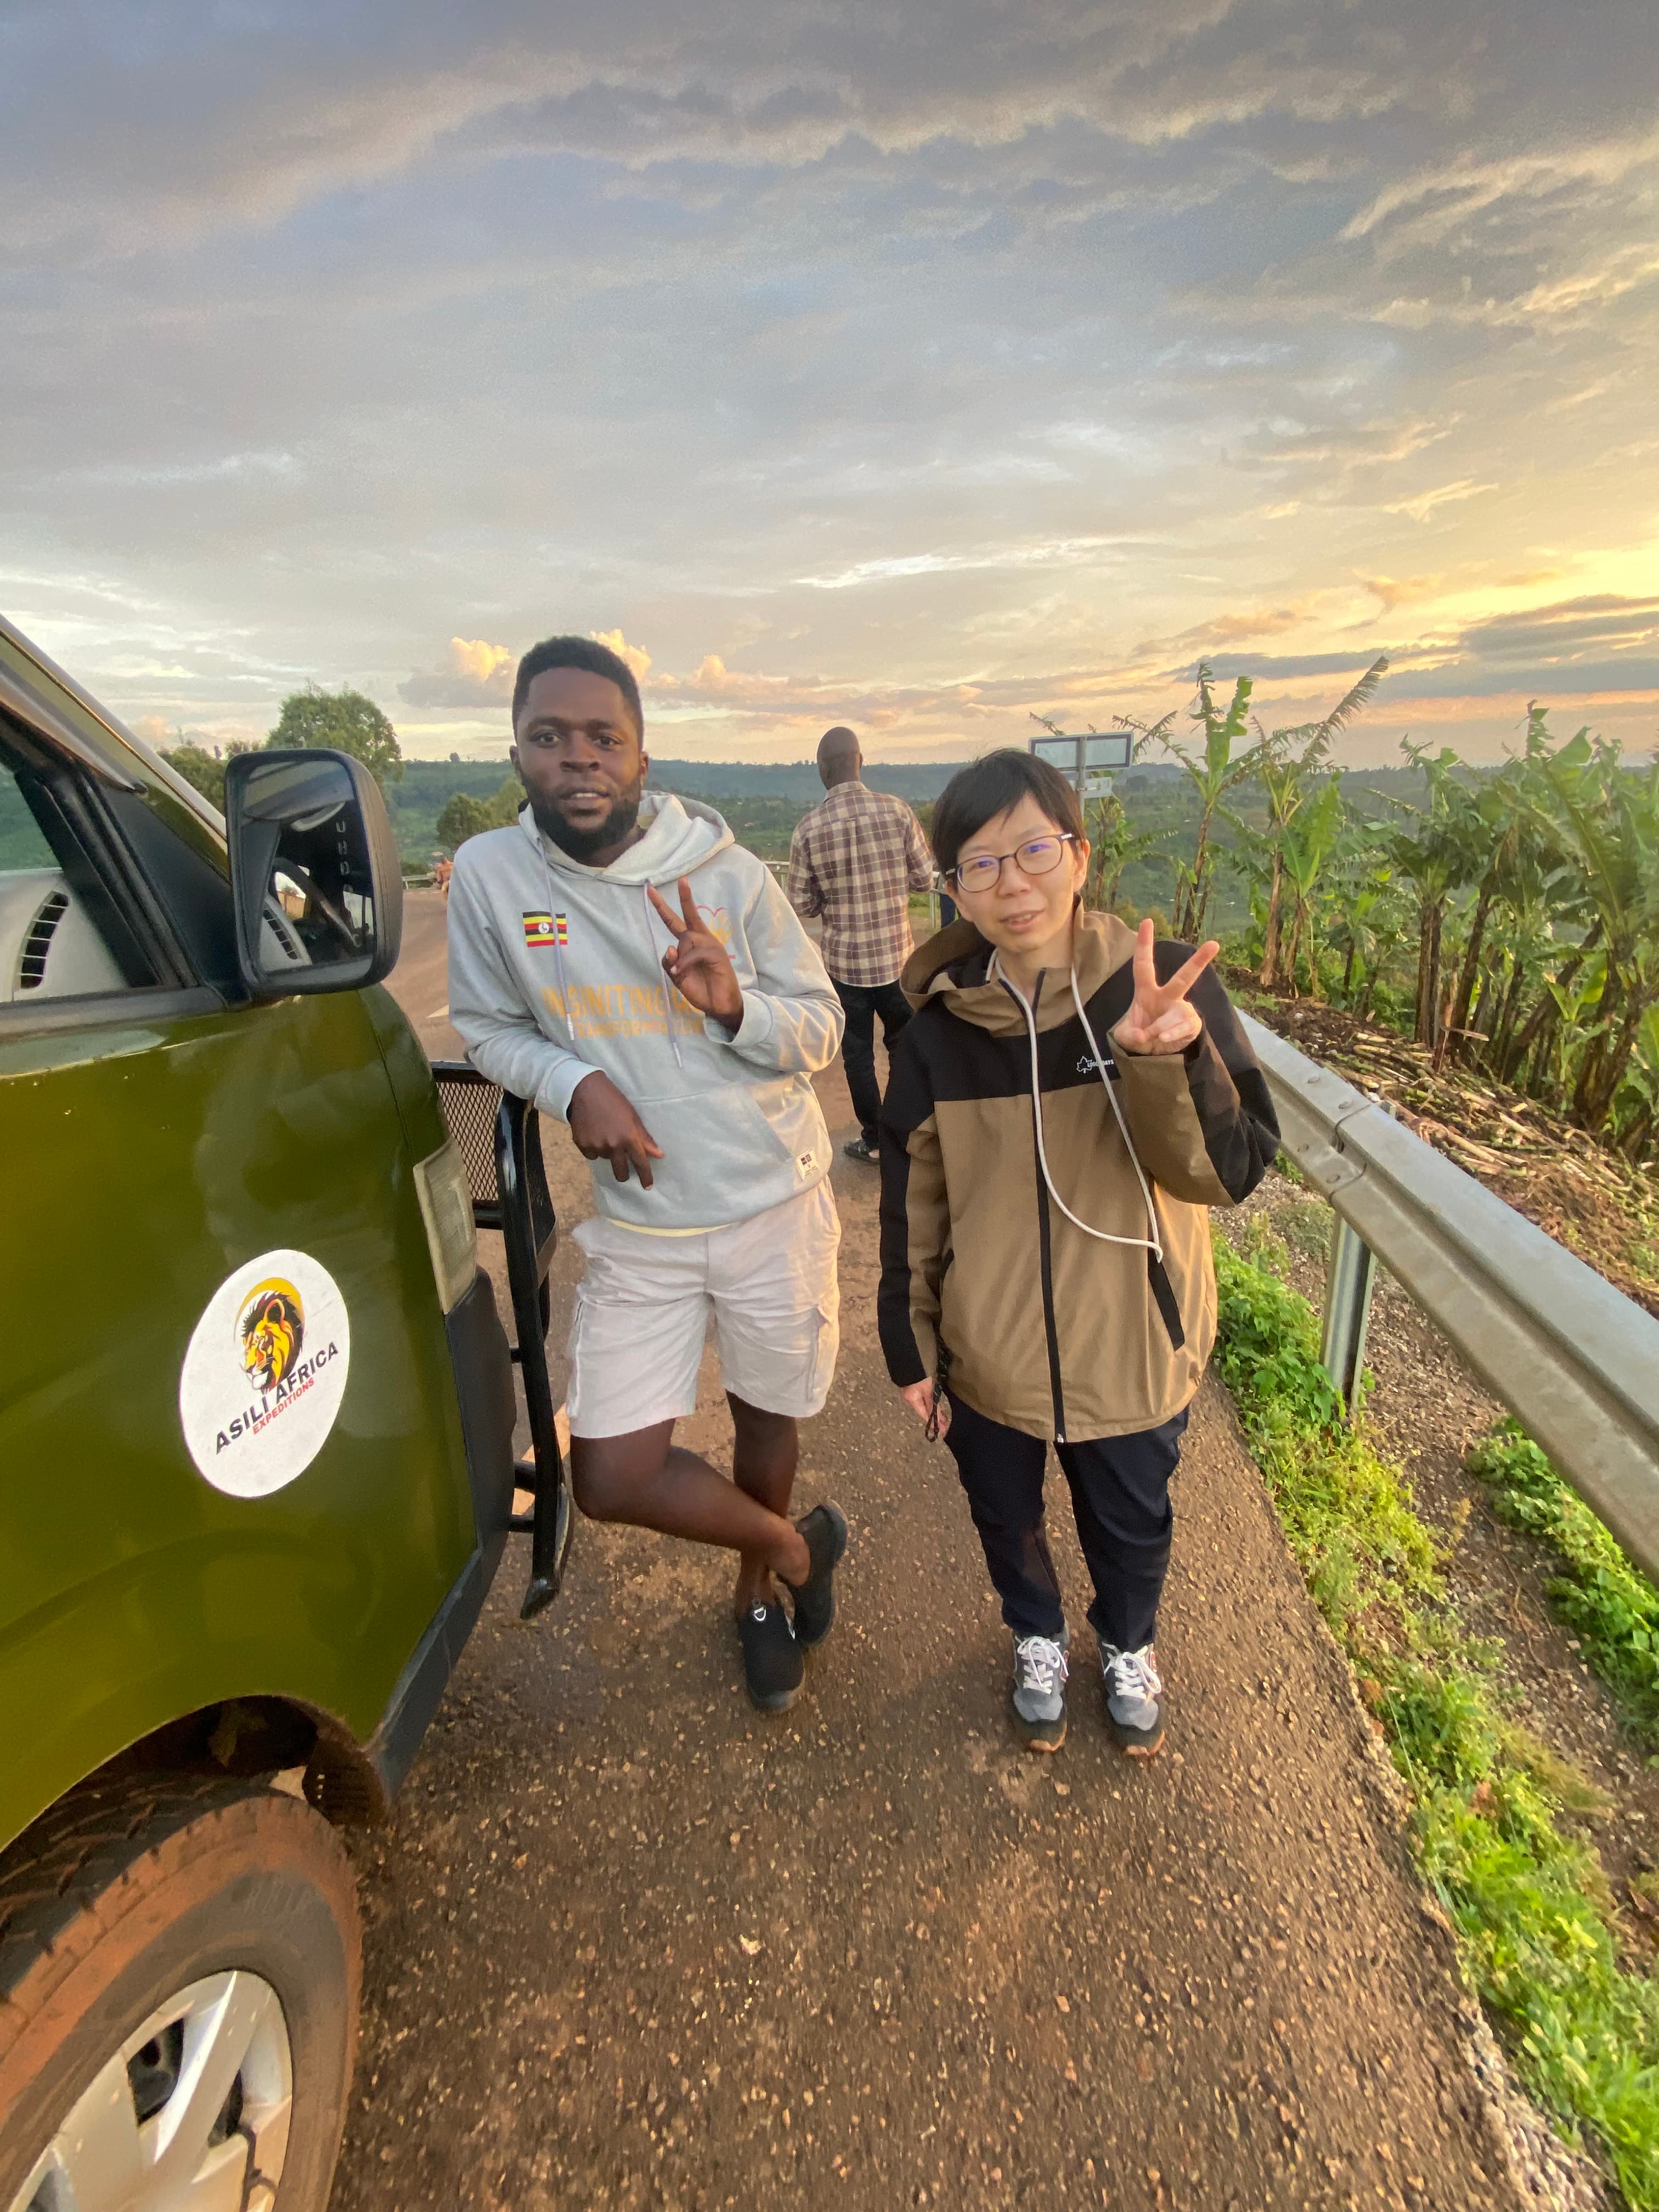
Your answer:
[532,812,690,1069]
[539,842,578,1044]
[990,952,1163,1261]
[641,885,686,1071]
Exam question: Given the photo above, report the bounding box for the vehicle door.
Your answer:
[0,698,476,1850]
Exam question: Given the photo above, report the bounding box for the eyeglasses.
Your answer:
[951,833,1076,894]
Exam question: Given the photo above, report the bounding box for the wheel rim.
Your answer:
[9,1970,293,2212]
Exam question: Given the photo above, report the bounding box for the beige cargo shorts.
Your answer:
[566,1180,841,1440]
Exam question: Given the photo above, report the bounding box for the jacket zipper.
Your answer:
[1030,1132,1067,1442]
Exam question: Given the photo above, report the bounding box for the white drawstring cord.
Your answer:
[990,951,1164,1261]
[539,838,577,1043]
[641,883,686,1070]
[535,828,687,1069]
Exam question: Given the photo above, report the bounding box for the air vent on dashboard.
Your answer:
[266,906,303,962]
[18,889,70,991]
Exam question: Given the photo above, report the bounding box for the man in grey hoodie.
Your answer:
[447,635,850,1713]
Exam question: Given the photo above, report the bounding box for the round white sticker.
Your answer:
[179,1249,352,1497]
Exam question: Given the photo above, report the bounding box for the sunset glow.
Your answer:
[4,4,1656,765]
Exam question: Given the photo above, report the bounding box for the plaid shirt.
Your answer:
[788,781,935,987]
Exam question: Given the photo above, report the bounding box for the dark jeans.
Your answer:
[832,977,912,1144]
[943,1390,1188,1650]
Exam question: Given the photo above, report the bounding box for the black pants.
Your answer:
[943,1390,1188,1650]
[832,977,912,1144]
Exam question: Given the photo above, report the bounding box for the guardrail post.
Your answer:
[1321,1216,1377,1410]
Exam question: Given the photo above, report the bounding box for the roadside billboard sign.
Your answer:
[1030,728,1133,795]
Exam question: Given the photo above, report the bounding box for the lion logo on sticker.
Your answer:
[238,1280,304,1391]
[182,1249,351,1497]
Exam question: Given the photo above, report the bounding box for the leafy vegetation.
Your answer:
[1467,1422,1659,1745]
[267,684,404,788]
[1212,1223,1659,2208]
[1147,667,1255,940]
[160,684,404,809]
[157,738,256,808]
[1178,675,1659,1165]
[435,777,522,850]
[1246,658,1389,990]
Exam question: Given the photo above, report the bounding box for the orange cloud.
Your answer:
[449,637,514,686]
[591,629,653,681]
[400,636,516,709]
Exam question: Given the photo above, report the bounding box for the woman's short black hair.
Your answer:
[930,748,1084,877]
[512,634,644,734]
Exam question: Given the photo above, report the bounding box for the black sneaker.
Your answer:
[842,1136,878,1164]
[786,1500,849,1649]
[739,1599,803,1712]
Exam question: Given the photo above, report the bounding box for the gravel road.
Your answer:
[327,891,1523,2211]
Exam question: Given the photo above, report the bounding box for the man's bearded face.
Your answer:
[531,781,642,861]
[512,666,647,863]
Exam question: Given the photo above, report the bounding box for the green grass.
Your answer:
[1212,1228,1659,2207]
[1466,1422,1659,1747]
[1271,1193,1333,1260]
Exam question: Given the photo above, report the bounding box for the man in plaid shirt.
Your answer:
[788,726,935,1163]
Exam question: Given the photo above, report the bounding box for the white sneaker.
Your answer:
[1012,1632,1069,1752]
[1097,1639,1165,1756]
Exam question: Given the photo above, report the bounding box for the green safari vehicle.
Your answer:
[0,617,568,2210]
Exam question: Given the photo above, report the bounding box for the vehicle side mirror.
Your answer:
[225,749,403,998]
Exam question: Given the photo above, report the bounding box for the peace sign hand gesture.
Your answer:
[647,876,746,1033]
[1110,919,1219,1056]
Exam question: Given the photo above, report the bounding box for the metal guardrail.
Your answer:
[1240,1011,1659,1589]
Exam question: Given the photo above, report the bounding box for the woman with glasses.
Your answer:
[876,750,1278,1755]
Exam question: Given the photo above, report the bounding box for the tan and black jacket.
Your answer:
[878,909,1278,1443]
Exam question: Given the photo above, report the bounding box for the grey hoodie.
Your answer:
[447,793,845,1230]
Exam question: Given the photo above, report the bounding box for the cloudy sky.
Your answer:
[4,2,1657,766]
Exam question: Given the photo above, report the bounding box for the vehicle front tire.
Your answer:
[0,1775,360,2212]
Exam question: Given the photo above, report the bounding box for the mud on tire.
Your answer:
[0,1774,360,2211]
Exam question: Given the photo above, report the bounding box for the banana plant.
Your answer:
[1381,741,1480,1049]
[1541,955,1609,1102]
[1161,663,1254,941]
[1082,786,1170,912]
[1249,657,1387,988]
[1276,777,1346,997]
[1539,731,1659,1128]
[1612,1001,1659,1163]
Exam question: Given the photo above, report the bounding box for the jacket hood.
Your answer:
[518,789,733,887]
[900,905,1138,1033]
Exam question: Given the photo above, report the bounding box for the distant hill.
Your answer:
[388,755,984,860]
[386,751,1434,899]
[658,758,1186,799]
[648,759,969,801]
